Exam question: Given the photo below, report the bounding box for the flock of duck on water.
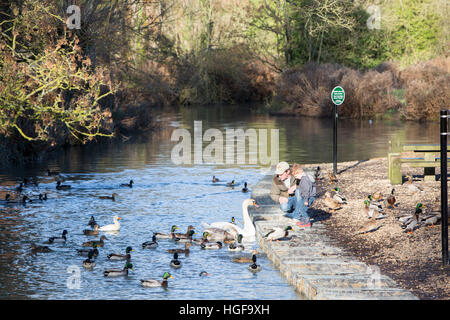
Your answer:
[321,171,444,235]
[0,170,275,288]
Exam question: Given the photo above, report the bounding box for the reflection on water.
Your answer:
[0,104,440,299]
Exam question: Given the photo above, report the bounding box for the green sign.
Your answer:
[331,86,345,106]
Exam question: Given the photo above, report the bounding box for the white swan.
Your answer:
[99,216,121,231]
[202,198,259,242]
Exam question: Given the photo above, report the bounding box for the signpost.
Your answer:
[331,86,345,175]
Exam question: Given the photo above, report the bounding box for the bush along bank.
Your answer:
[269,56,450,121]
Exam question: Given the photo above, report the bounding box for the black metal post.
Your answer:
[440,109,449,265]
[333,104,337,175]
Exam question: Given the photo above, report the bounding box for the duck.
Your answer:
[232,250,259,263]
[40,193,48,201]
[356,219,383,235]
[248,254,262,273]
[241,182,249,193]
[47,169,60,176]
[140,272,173,287]
[88,216,97,228]
[4,195,29,204]
[82,251,96,269]
[363,200,387,220]
[154,225,178,239]
[420,202,441,228]
[402,203,425,234]
[192,231,210,246]
[166,242,192,255]
[264,226,293,241]
[99,193,118,201]
[226,180,235,187]
[104,262,133,277]
[77,246,99,257]
[323,192,342,213]
[202,227,235,243]
[405,176,424,194]
[330,187,347,204]
[228,234,245,252]
[142,235,158,249]
[174,230,196,243]
[202,199,259,242]
[212,176,220,183]
[201,241,223,250]
[98,216,121,232]
[45,230,68,244]
[170,252,182,269]
[31,243,52,253]
[56,181,71,190]
[107,246,133,261]
[82,235,107,247]
[174,225,195,239]
[83,224,99,236]
[120,180,133,188]
[384,188,396,208]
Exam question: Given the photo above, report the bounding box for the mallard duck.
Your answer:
[241,182,249,193]
[199,271,210,277]
[420,202,441,227]
[200,241,223,250]
[107,246,133,261]
[167,242,192,255]
[77,247,99,257]
[104,262,133,277]
[45,230,68,244]
[193,231,209,246]
[330,187,347,204]
[232,250,259,263]
[99,193,118,201]
[31,243,52,253]
[82,251,96,269]
[170,252,182,269]
[402,203,425,234]
[141,272,173,287]
[82,235,107,247]
[384,188,396,208]
[202,227,236,242]
[228,234,245,251]
[56,181,71,190]
[405,176,424,194]
[47,169,60,176]
[83,224,99,236]
[175,230,196,243]
[142,235,158,249]
[323,192,342,213]
[174,225,195,239]
[155,225,179,239]
[212,176,220,183]
[88,216,97,228]
[226,180,235,187]
[356,219,383,235]
[363,200,386,220]
[120,180,133,188]
[264,226,293,241]
[248,254,261,273]
[99,216,121,232]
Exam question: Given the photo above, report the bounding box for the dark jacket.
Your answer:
[270,175,295,203]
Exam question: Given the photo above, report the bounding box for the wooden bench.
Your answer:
[388,144,450,185]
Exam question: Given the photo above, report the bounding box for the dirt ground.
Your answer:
[306,158,450,300]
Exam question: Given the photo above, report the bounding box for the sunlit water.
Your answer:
[0,104,440,299]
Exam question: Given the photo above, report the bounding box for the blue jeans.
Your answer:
[280,189,315,224]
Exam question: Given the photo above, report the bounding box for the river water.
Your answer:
[0,104,440,299]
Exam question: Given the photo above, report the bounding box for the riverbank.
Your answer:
[266,158,448,299]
